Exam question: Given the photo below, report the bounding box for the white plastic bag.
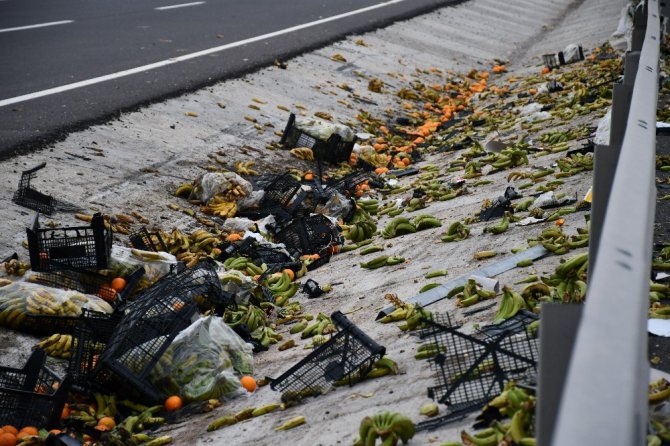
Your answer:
[151,316,253,401]
[295,117,355,142]
[110,246,177,287]
[190,172,253,204]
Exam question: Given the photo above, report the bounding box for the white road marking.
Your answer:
[0,20,73,34]
[0,0,407,107]
[155,1,205,10]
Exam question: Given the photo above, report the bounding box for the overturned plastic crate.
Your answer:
[281,113,356,164]
[29,265,145,308]
[98,261,230,403]
[12,163,80,215]
[271,311,385,398]
[251,246,300,271]
[419,314,538,423]
[67,309,123,394]
[274,214,341,256]
[129,227,168,253]
[27,213,112,272]
[324,171,369,197]
[238,173,305,221]
[0,349,70,428]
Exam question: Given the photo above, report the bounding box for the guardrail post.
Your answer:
[536,304,583,446]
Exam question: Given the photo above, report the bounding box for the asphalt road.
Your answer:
[0,0,463,157]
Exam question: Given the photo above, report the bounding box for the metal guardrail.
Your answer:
[545,1,664,444]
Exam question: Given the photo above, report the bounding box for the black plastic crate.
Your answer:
[99,260,230,403]
[280,113,356,164]
[20,314,82,337]
[129,227,168,253]
[29,265,145,308]
[0,349,70,428]
[12,163,56,215]
[274,214,341,255]
[420,314,538,415]
[271,311,385,397]
[251,246,299,270]
[237,174,304,221]
[324,172,369,197]
[67,309,123,394]
[27,213,112,272]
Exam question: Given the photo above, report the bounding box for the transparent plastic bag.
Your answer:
[190,172,253,204]
[0,281,113,330]
[110,246,176,288]
[315,192,352,220]
[151,316,253,401]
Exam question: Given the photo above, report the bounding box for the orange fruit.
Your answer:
[16,432,34,441]
[48,429,61,435]
[240,375,257,392]
[19,427,38,436]
[226,233,243,242]
[0,429,3,435]
[0,427,17,436]
[165,395,183,412]
[283,269,295,281]
[0,433,16,446]
[111,277,127,292]
[94,425,110,432]
[97,417,116,430]
[60,403,70,420]
[303,172,314,181]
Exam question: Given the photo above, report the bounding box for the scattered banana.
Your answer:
[354,412,415,446]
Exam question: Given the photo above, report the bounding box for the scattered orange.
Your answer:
[529,88,537,95]
[226,233,243,242]
[1,427,17,436]
[240,375,257,392]
[48,429,61,435]
[94,425,110,432]
[110,277,127,292]
[19,427,38,436]
[541,66,551,74]
[97,417,116,430]
[374,167,389,175]
[303,172,314,181]
[0,433,16,446]
[555,218,565,226]
[60,403,70,420]
[165,395,183,412]
[283,268,295,281]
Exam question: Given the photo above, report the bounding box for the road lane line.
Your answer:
[0,0,407,107]
[155,1,205,11]
[0,20,73,33]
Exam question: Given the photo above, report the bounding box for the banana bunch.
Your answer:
[463,160,483,179]
[494,286,528,321]
[223,256,267,276]
[378,201,399,216]
[415,342,447,360]
[413,214,442,231]
[334,357,399,386]
[357,198,380,215]
[359,244,384,256]
[303,334,329,349]
[555,153,593,177]
[538,129,575,145]
[360,255,405,269]
[513,197,535,212]
[265,271,300,306]
[527,226,589,254]
[542,251,589,303]
[441,221,471,242]
[507,168,554,182]
[453,278,497,308]
[405,196,427,213]
[224,304,267,332]
[174,182,194,198]
[520,282,552,308]
[251,325,282,348]
[2,259,30,276]
[460,383,536,446]
[354,411,415,446]
[301,313,336,339]
[189,229,222,253]
[34,333,72,359]
[381,217,416,239]
[379,294,432,331]
[343,220,377,243]
[235,160,259,176]
[650,420,670,445]
[202,195,237,218]
[165,228,192,254]
[290,147,314,161]
[0,278,11,288]
[486,148,529,170]
[483,212,510,234]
